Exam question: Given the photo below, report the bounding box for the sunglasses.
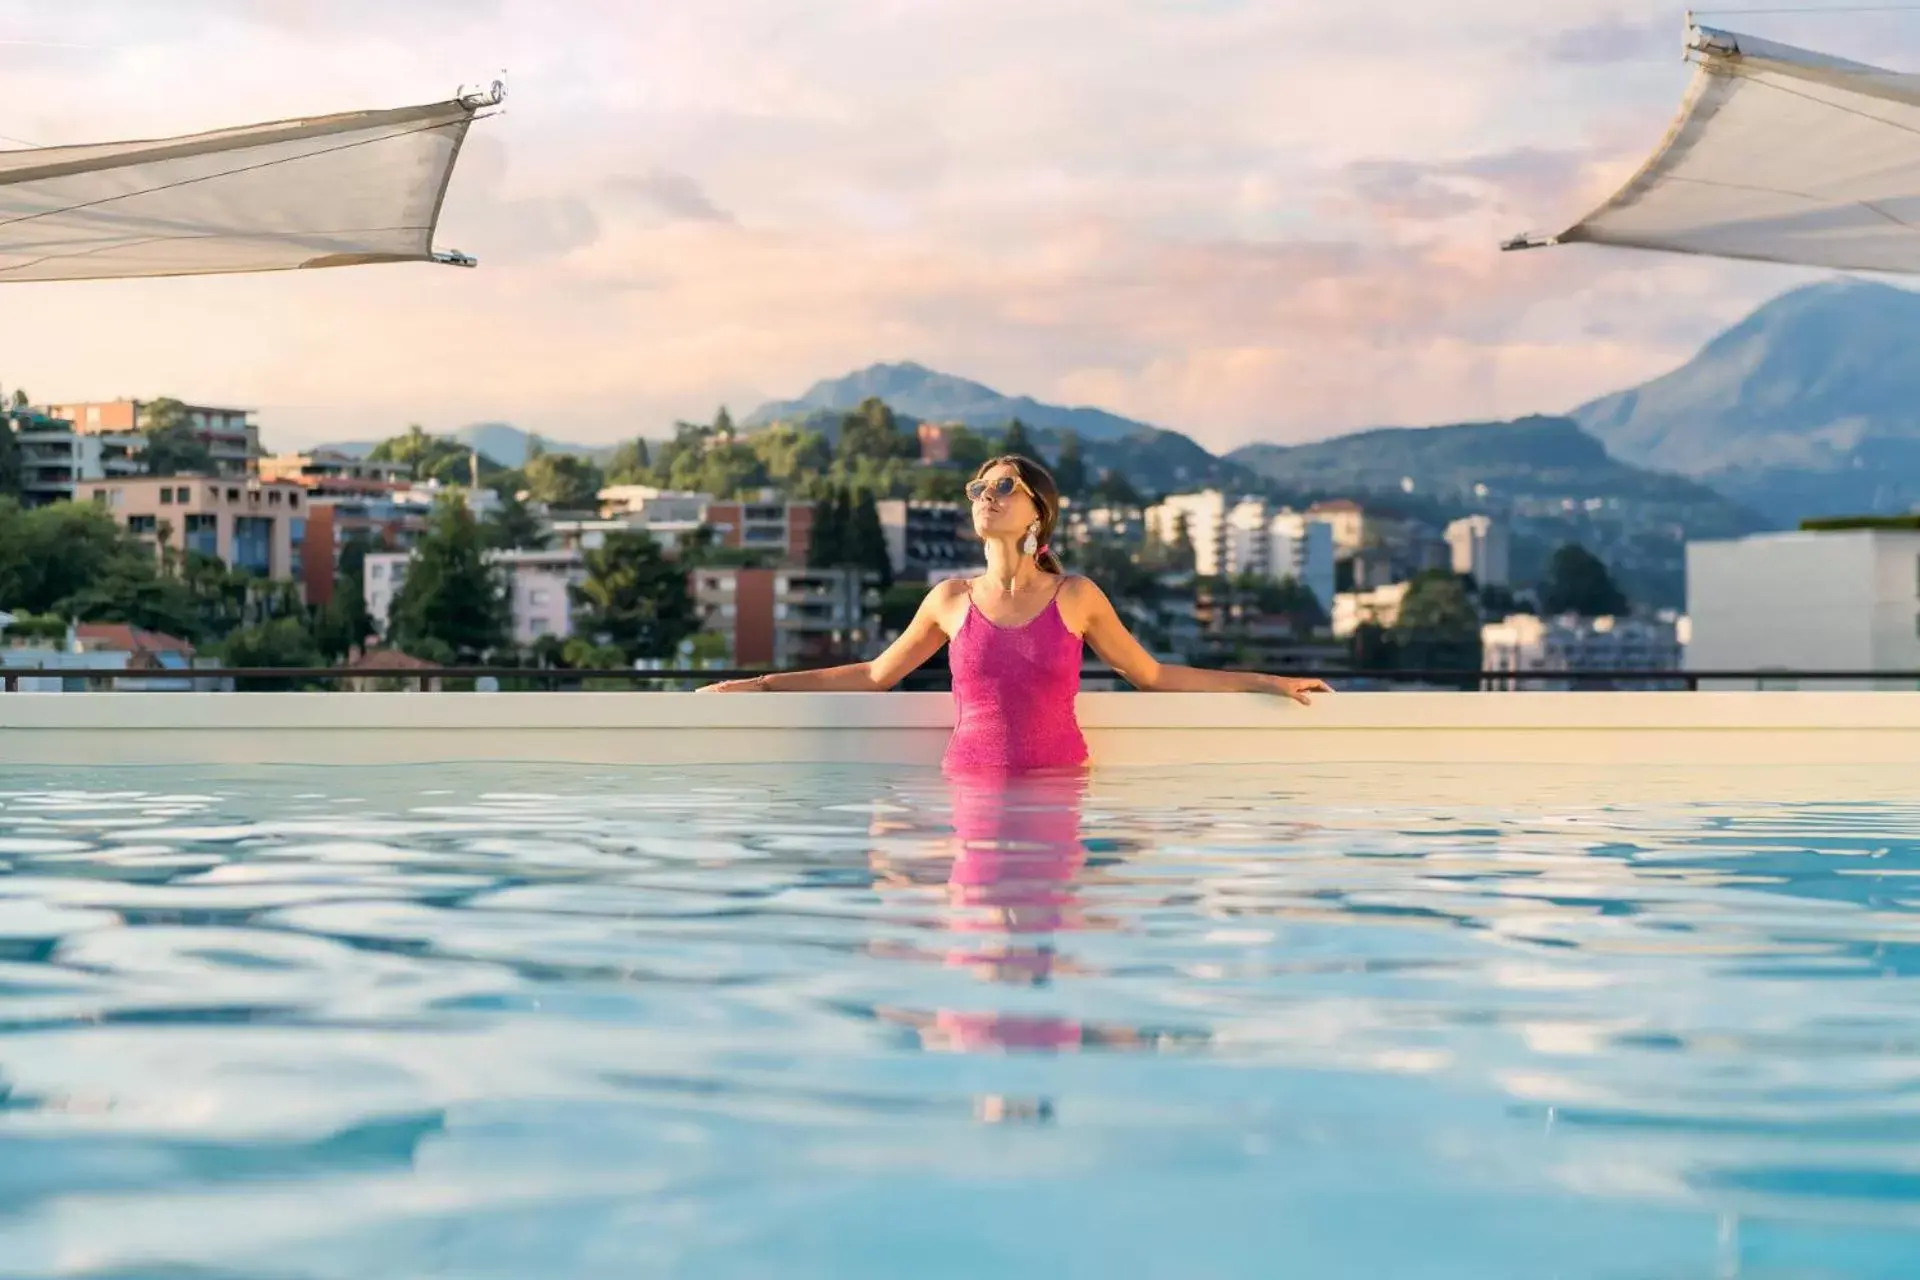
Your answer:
[966,474,1032,503]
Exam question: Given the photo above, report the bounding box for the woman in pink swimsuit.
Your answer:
[699,454,1331,773]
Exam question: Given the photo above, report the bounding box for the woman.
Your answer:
[699,454,1332,773]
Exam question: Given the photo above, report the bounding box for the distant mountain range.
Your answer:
[1572,279,1920,525]
[745,362,1159,442]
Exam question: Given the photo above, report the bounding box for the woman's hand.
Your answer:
[695,676,767,693]
[1267,675,1333,705]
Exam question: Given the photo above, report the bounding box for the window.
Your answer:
[529,589,551,606]
[127,515,157,535]
[184,513,218,558]
[232,516,273,575]
[207,487,219,504]
[160,487,175,504]
[289,518,305,550]
[268,490,282,506]
[289,493,300,509]
[91,489,106,504]
[227,488,240,503]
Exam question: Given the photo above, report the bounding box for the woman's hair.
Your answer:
[974,454,1063,574]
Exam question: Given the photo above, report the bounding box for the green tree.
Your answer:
[1392,570,1482,677]
[140,398,215,476]
[1090,467,1142,508]
[945,425,993,473]
[482,491,546,550]
[387,499,510,661]
[310,535,377,661]
[523,452,604,510]
[0,499,200,638]
[605,438,654,485]
[1052,432,1089,497]
[0,407,19,499]
[368,424,501,484]
[849,488,893,588]
[571,530,699,661]
[221,616,326,688]
[1541,543,1628,617]
[9,389,26,411]
[998,418,1045,464]
[809,489,850,568]
[838,398,915,462]
[712,406,736,439]
[751,424,833,486]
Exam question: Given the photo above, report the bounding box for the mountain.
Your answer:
[745,361,1161,442]
[1572,279,1920,525]
[1230,416,1767,607]
[315,423,615,468]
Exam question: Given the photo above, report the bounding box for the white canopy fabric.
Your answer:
[0,87,497,283]
[1508,25,1920,273]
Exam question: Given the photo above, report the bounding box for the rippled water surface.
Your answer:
[3,762,1920,1278]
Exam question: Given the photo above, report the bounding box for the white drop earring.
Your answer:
[1022,525,1039,558]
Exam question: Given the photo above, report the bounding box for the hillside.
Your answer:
[1231,416,1768,607]
[317,423,613,468]
[745,361,1155,442]
[1571,279,1920,525]
[747,362,1263,493]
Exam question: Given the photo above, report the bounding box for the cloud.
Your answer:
[604,170,735,225]
[0,0,1857,453]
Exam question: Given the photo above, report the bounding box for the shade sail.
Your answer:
[1506,25,1920,273]
[0,86,498,283]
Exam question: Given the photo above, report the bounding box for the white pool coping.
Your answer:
[3,691,1917,779]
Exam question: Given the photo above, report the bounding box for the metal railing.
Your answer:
[4,666,1919,693]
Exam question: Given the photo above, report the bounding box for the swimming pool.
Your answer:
[2,760,1919,1278]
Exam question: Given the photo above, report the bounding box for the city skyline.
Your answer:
[0,0,1899,452]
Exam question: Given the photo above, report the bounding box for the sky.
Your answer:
[0,0,1900,453]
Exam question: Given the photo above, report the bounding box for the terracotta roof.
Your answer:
[74,623,195,656]
[349,647,441,671]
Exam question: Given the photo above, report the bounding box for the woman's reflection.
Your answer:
[869,767,1151,1060]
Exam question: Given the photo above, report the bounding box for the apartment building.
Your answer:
[89,475,303,582]
[258,450,412,489]
[1446,514,1511,588]
[362,548,586,646]
[875,499,973,579]
[47,399,260,476]
[6,410,142,506]
[692,565,879,667]
[1482,613,1686,690]
[702,490,814,564]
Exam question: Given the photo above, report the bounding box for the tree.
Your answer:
[712,406,736,439]
[221,617,326,689]
[998,418,1044,463]
[523,452,604,510]
[605,438,654,485]
[751,424,832,486]
[945,425,993,473]
[809,488,850,568]
[1541,543,1628,617]
[838,398,915,462]
[849,489,893,588]
[0,407,19,499]
[311,535,377,660]
[9,389,26,411]
[368,424,501,484]
[1052,432,1089,497]
[482,491,546,550]
[388,499,510,661]
[570,530,699,661]
[0,499,202,638]
[1392,570,1482,678]
[140,398,215,476]
[1089,467,1142,508]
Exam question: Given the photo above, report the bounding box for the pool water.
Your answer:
[2,762,1919,1278]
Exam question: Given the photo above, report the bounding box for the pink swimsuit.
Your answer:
[942,580,1089,775]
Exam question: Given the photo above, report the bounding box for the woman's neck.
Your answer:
[982,538,1043,593]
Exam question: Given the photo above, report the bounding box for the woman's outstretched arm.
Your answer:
[698,580,962,693]
[1072,578,1332,704]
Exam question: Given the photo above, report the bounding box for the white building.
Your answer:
[1446,515,1511,588]
[1481,613,1685,689]
[597,486,711,523]
[1332,582,1412,638]
[1268,511,1338,612]
[551,518,705,554]
[1687,528,1920,688]
[1147,492,1331,583]
[364,547,586,645]
[492,549,587,645]
[8,415,143,506]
